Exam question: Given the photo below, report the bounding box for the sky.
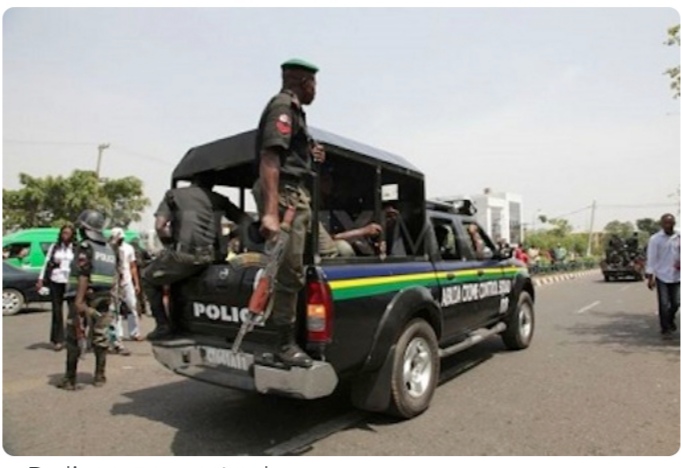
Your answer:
[2,7,680,233]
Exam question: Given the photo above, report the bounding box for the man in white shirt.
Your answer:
[645,214,680,339]
[110,228,143,342]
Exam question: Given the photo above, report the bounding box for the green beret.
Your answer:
[281,58,319,74]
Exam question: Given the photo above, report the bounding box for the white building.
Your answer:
[436,189,524,245]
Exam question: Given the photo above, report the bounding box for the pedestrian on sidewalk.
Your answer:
[645,213,680,340]
[514,243,529,265]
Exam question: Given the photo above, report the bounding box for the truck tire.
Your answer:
[501,291,534,350]
[388,319,439,419]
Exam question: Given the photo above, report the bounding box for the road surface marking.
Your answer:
[576,301,601,314]
[619,284,633,292]
[264,410,365,456]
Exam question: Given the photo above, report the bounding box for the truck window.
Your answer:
[318,154,379,259]
[432,218,462,260]
[316,153,425,262]
[461,220,495,260]
[41,242,52,255]
[380,168,426,258]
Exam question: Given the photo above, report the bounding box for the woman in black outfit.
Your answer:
[36,224,75,351]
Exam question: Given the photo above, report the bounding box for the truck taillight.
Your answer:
[306,280,334,344]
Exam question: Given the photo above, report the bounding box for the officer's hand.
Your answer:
[312,143,326,164]
[363,223,383,238]
[35,280,43,292]
[260,214,281,241]
[647,276,656,291]
[135,284,141,296]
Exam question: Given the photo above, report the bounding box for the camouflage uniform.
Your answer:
[251,59,319,367]
[59,237,116,390]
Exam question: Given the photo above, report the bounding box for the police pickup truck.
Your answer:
[152,128,535,419]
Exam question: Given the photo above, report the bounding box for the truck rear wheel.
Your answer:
[501,291,534,350]
[388,319,439,419]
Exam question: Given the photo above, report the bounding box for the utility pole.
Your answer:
[95,143,110,179]
[586,200,596,257]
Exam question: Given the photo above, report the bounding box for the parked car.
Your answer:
[3,227,140,271]
[2,262,48,315]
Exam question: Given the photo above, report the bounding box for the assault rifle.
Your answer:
[231,205,296,353]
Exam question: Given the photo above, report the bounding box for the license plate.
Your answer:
[199,346,253,372]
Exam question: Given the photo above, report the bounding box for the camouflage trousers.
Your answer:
[142,249,212,330]
[65,297,114,354]
[252,179,311,325]
[63,297,114,381]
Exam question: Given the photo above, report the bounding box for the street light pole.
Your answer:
[586,200,597,257]
[96,143,110,179]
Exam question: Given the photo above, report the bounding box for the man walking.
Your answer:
[645,213,680,340]
[252,58,325,368]
[110,228,143,341]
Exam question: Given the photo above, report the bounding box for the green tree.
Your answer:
[636,217,659,236]
[3,170,150,231]
[546,218,573,237]
[664,24,680,99]
[603,220,635,239]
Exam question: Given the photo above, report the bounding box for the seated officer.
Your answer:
[143,172,249,340]
[317,168,384,257]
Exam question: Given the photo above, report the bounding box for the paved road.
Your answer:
[2,273,679,456]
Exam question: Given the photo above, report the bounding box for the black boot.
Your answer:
[57,348,79,390]
[275,324,313,368]
[93,348,107,387]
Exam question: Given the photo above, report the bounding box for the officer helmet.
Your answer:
[76,209,107,243]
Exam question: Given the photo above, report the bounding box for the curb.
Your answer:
[532,269,600,287]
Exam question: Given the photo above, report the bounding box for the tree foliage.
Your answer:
[524,216,662,259]
[636,217,659,236]
[664,24,680,99]
[546,218,572,237]
[3,170,150,231]
[524,218,593,257]
[603,220,636,239]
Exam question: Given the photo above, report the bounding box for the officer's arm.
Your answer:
[155,215,171,240]
[74,276,89,316]
[260,150,281,220]
[333,224,383,241]
[213,193,250,225]
[259,101,293,226]
[74,245,93,315]
[155,194,173,242]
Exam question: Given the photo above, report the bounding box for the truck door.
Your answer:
[431,216,483,340]
[457,219,507,327]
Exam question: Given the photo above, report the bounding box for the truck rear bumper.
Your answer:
[151,338,338,400]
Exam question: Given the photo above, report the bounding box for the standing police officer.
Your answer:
[143,172,247,340]
[57,209,116,390]
[252,58,326,368]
